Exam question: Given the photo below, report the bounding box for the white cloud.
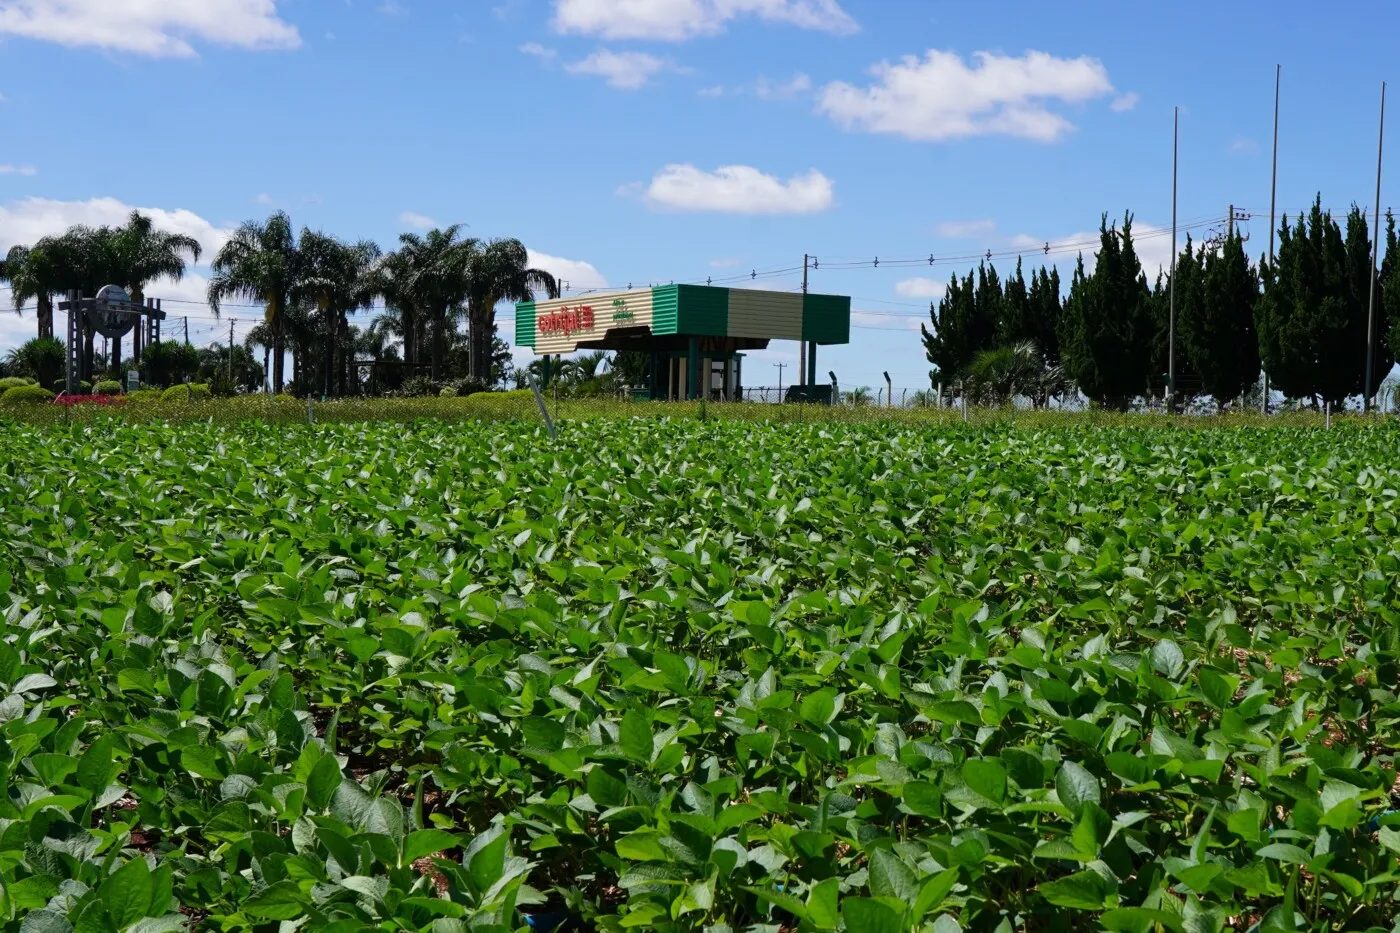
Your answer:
[253,192,274,205]
[519,41,557,60]
[565,49,667,89]
[1011,221,1177,278]
[640,164,834,214]
[697,84,727,98]
[852,309,923,331]
[1228,136,1259,155]
[551,0,856,41]
[0,164,36,176]
[0,197,238,352]
[934,218,996,238]
[819,49,1115,143]
[755,72,811,100]
[0,196,230,258]
[1110,91,1139,112]
[0,0,301,57]
[398,211,437,231]
[894,277,947,299]
[527,248,607,290]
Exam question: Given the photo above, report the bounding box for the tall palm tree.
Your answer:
[373,249,424,372]
[2,244,60,340]
[208,212,301,393]
[113,211,202,305]
[464,238,557,383]
[244,321,274,392]
[108,211,201,372]
[298,232,382,396]
[394,226,475,380]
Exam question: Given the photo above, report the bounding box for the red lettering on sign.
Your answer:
[538,305,596,336]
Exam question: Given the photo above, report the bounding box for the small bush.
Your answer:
[397,376,442,398]
[1,385,55,406]
[94,380,123,396]
[161,383,212,402]
[78,380,93,394]
[0,377,30,392]
[451,378,490,397]
[127,388,164,404]
[439,386,458,398]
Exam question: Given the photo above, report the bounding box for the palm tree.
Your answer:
[2,244,61,340]
[298,232,381,396]
[394,226,474,380]
[244,321,274,392]
[208,212,301,393]
[373,250,424,373]
[464,238,557,383]
[354,318,401,395]
[844,386,874,406]
[108,211,201,372]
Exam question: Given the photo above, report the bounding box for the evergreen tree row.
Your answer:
[923,196,1400,409]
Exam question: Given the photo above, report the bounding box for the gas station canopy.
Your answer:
[515,283,851,400]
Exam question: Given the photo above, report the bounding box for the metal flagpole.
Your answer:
[1365,81,1386,412]
[1264,65,1280,414]
[1168,105,1179,411]
[799,254,808,386]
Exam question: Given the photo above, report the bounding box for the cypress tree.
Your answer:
[922,265,999,389]
[1030,266,1063,365]
[997,258,1032,347]
[1257,197,1387,407]
[1161,235,1207,402]
[1383,212,1400,396]
[1059,214,1153,408]
[1184,232,1260,409]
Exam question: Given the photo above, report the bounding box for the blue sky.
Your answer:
[1,0,1396,391]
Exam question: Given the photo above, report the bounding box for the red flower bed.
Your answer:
[53,394,128,407]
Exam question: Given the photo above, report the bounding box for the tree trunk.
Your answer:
[272,320,285,394]
[38,294,53,340]
[263,347,270,392]
[337,311,348,396]
[82,325,95,383]
[402,309,416,369]
[430,310,444,381]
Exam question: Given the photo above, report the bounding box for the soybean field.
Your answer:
[1,418,1398,932]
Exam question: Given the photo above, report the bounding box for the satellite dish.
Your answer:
[87,284,137,338]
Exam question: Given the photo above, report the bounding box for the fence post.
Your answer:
[1324,400,1331,429]
[530,376,558,440]
[961,383,968,423]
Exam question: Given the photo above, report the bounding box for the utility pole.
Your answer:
[1365,81,1386,412]
[774,361,787,399]
[799,254,809,386]
[1264,64,1280,414]
[183,317,189,344]
[1168,105,1179,412]
[229,319,237,385]
[1227,203,1234,238]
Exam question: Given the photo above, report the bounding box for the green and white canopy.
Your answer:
[516,284,850,355]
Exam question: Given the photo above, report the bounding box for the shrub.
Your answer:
[0,377,30,392]
[94,380,122,396]
[0,385,55,406]
[398,375,442,398]
[161,383,212,402]
[451,377,490,397]
[3,337,64,389]
[439,386,458,398]
[127,388,164,404]
[78,380,93,394]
